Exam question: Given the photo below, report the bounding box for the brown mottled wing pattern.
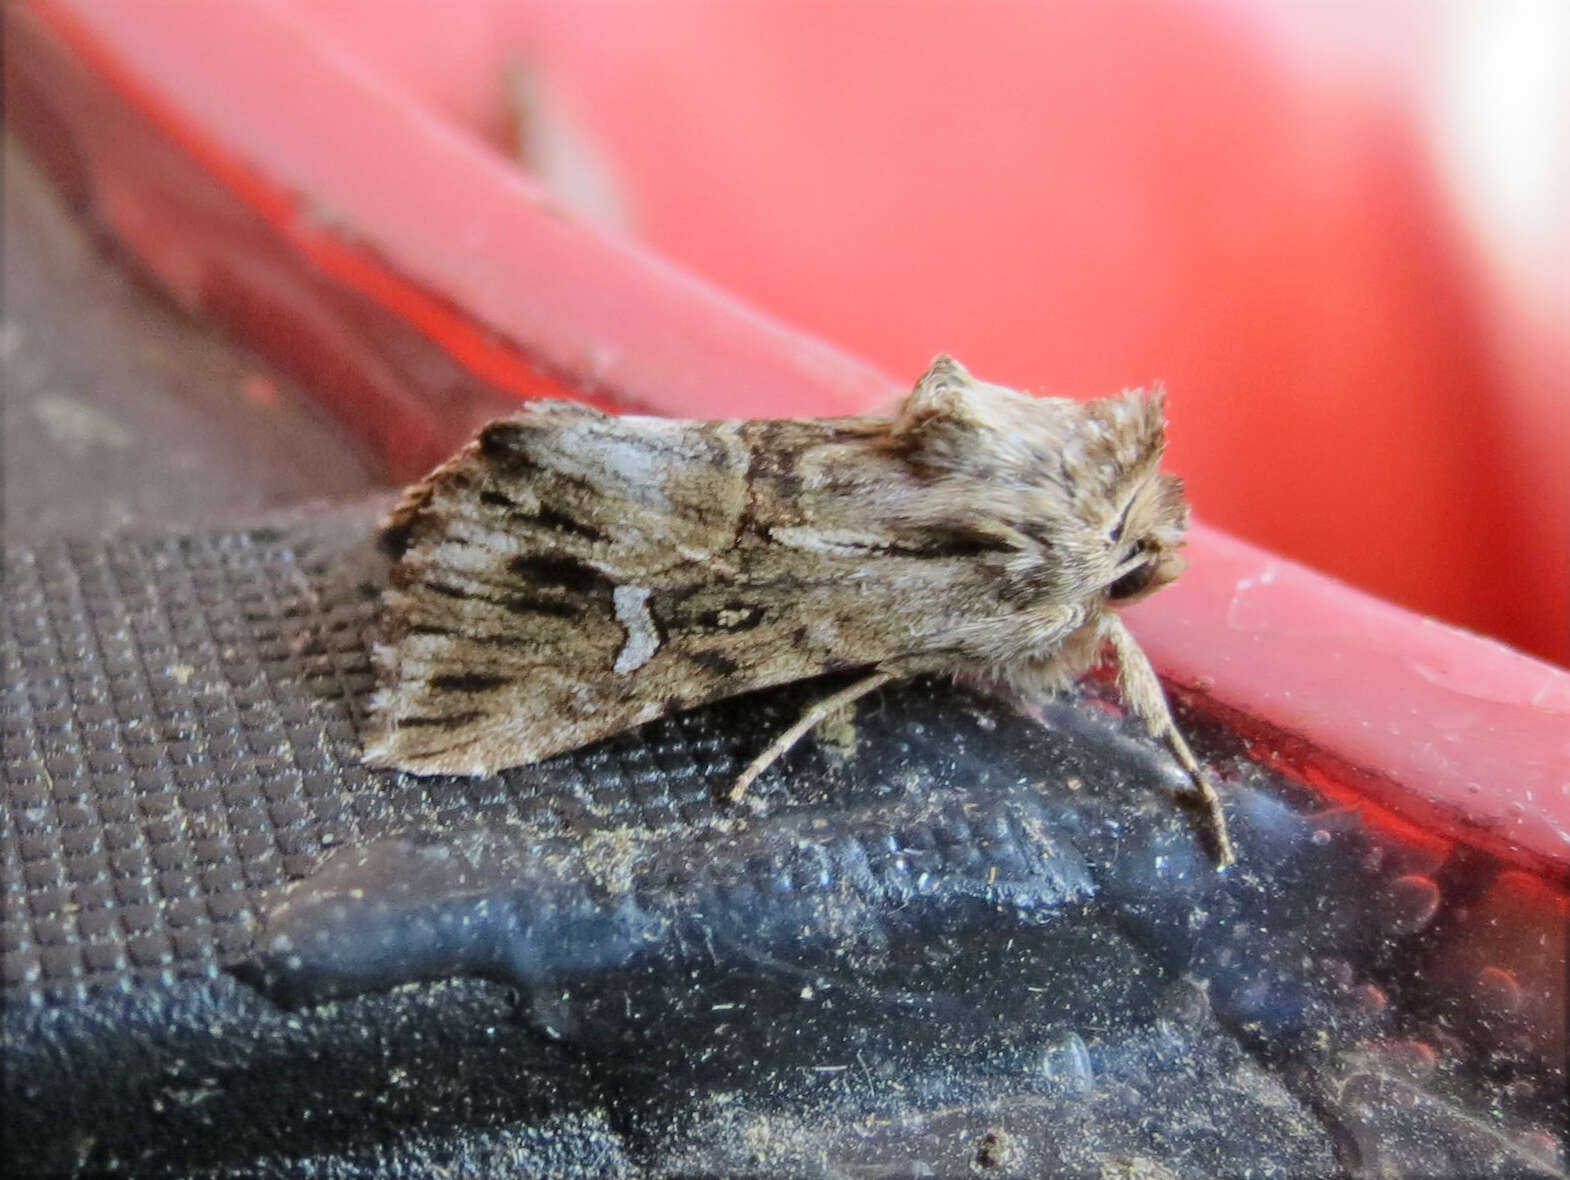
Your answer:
[362,403,1035,777]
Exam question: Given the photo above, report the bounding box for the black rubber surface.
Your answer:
[4,506,1564,1179]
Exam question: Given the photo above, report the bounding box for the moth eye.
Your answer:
[1107,560,1157,601]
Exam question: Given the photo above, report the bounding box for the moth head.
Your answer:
[891,355,1189,603]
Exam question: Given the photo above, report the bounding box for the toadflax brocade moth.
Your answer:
[364,355,1235,866]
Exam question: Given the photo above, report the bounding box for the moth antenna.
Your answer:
[729,671,897,802]
[1103,615,1236,868]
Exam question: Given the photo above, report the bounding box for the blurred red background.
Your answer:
[281,0,1570,666]
[16,0,1569,665]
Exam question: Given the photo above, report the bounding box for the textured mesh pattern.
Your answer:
[0,509,782,1008]
[1,514,393,1004]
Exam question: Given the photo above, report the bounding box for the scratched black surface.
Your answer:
[3,506,1564,1179]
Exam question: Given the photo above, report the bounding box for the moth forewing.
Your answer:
[364,355,1235,866]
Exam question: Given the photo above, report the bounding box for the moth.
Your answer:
[364,355,1235,866]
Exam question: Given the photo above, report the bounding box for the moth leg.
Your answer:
[729,671,897,802]
[1104,616,1237,868]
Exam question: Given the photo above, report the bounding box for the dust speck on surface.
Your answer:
[577,827,644,897]
[1097,1154,1181,1180]
[972,1126,1024,1173]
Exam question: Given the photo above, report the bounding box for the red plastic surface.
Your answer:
[6,1,1568,884]
[261,0,1569,668]
[1127,526,1570,878]
[7,0,895,479]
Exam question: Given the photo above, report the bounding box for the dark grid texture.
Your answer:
[0,510,442,1005]
[0,507,781,1011]
[3,511,1563,1179]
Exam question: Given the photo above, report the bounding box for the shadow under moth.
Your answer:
[364,355,1235,867]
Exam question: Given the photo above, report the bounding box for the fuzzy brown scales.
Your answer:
[364,356,1235,866]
